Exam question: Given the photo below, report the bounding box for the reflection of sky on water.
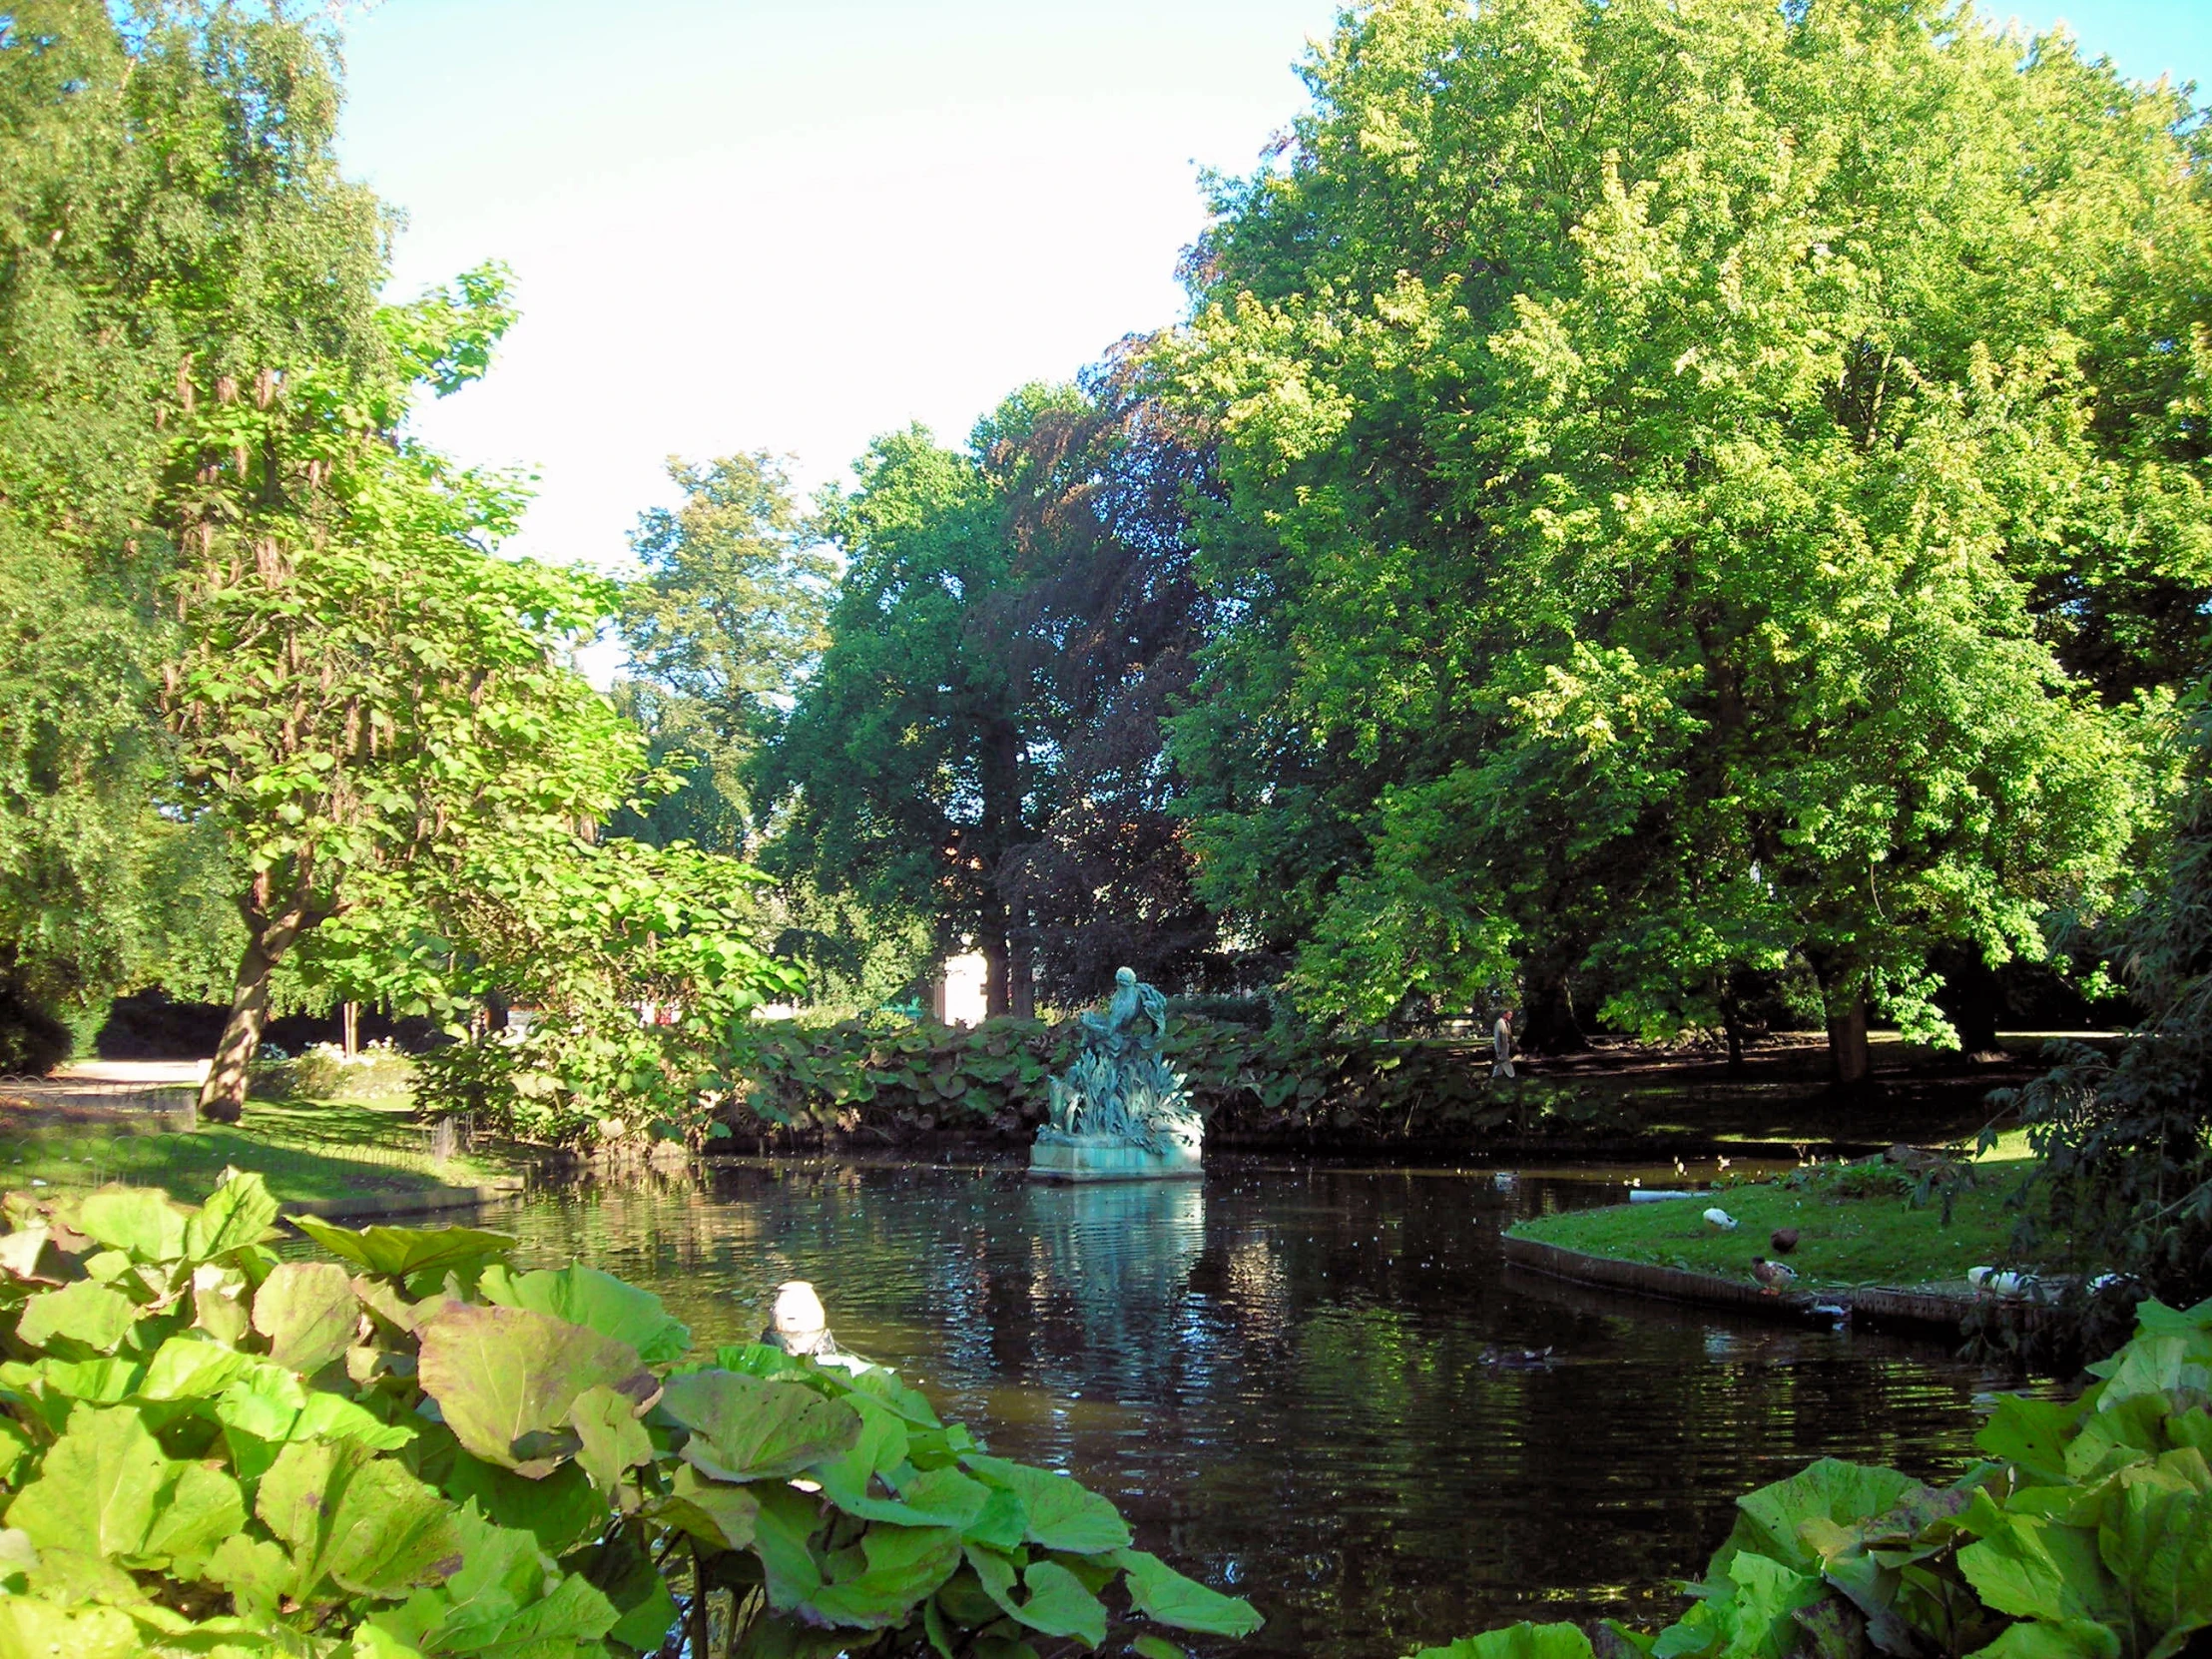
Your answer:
[476,1160,2003,1659]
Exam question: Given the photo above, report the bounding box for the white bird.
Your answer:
[1704,1207,1739,1231]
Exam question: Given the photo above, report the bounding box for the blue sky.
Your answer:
[335,0,2210,586]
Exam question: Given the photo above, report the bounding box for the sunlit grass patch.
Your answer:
[1510,1158,2037,1292]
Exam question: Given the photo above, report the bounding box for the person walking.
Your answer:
[1492,1006,1516,1079]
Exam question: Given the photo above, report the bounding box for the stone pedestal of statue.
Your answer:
[1027,1134,1204,1184]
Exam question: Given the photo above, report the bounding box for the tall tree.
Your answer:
[757,424,1033,1013]
[0,0,387,1043]
[166,276,655,1118]
[758,372,1222,1017]
[611,452,834,851]
[988,357,1225,1004]
[1165,0,2205,1077]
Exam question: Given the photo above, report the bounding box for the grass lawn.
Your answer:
[1509,1159,2037,1293]
[0,1096,517,1207]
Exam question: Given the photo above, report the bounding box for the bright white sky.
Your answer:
[336,0,2211,594]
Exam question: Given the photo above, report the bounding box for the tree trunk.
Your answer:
[1517,968,1586,1055]
[199,892,313,1123]
[340,999,358,1057]
[1008,931,1035,1020]
[1825,994,1871,1088]
[1719,986,1747,1074]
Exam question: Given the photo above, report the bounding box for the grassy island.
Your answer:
[1508,1158,2037,1294]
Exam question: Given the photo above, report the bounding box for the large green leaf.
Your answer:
[1968,1620,2125,1659]
[0,1596,143,1659]
[184,1173,279,1263]
[362,1506,617,1655]
[661,1370,860,1482]
[442,1452,607,1556]
[288,1216,516,1281]
[138,1336,254,1401]
[568,1382,653,1499]
[961,1453,1131,1552]
[1979,1397,2086,1487]
[809,1522,964,1629]
[2098,1454,2212,1657]
[15,1281,136,1355]
[1412,1622,1600,1659]
[416,1302,653,1476]
[965,1546,1109,1646]
[1958,1508,2124,1628]
[5,1404,243,1574]
[654,1463,761,1550]
[71,1189,187,1265]
[1727,1460,1917,1576]
[257,1437,462,1602]
[479,1262,690,1365]
[251,1261,359,1374]
[1113,1547,1264,1637]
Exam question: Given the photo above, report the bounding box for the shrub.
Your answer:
[1405,1295,2212,1659]
[250,1038,416,1103]
[0,1172,1260,1656]
[0,981,69,1077]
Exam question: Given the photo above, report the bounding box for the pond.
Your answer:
[475,1158,2002,1659]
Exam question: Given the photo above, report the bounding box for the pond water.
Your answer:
[476,1158,2002,1659]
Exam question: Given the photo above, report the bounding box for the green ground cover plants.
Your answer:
[1406,1294,2212,1659]
[0,1172,1259,1656]
[1509,1163,2037,1292]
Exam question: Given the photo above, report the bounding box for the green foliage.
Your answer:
[712,1012,1629,1147]
[611,452,836,852]
[1997,700,2212,1350]
[1163,0,2206,1064]
[252,1040,415,1104]
[0,0,381,1029]
[408,840,805,1147]
[1408,1297,2212,1659]
[0,1173,1259,1656]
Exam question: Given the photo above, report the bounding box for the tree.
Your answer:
[0,0,389,1047]
[611,453,835,851]
[757,424,1032,1013]
[987,355,1226,1004]
[1164,0,2205,1077]
[165,283,662,1117]
[758,373,1223,1016]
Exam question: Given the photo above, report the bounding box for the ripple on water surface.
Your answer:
[477,1160,2001,1659]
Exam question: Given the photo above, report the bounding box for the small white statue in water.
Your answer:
[765,1280,835,1356]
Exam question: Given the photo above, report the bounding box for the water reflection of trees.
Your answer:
[496,1164,1992,1659]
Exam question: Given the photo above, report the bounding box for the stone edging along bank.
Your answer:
[281,1178,526,1225]
[1500,1232,2052,1339]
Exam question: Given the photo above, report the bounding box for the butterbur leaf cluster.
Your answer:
[1408,1298,2212,1659]
[0,1172,1260,1656]
[698,1014,1631,1152]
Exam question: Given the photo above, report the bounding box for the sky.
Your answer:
[335,0,2212,593]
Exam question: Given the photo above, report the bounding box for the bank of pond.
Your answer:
[0,1160,2197,1657]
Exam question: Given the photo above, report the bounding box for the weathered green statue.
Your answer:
[1036,967,1202,1172]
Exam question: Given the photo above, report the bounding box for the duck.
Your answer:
[1703,1207,1739,1231]
[1751,1257,1798,1296]
[1769,1228,1800,1255]
[1478,1345,1557,1369]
